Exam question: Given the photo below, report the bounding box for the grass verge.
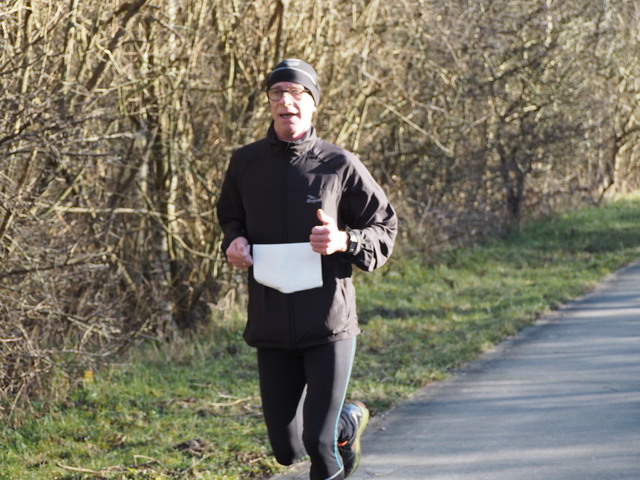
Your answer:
[2,194,640,479]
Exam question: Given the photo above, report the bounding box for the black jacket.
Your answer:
[217,124,397,349]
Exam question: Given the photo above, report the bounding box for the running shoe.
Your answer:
[338,401,370,477]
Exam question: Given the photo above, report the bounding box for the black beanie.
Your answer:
[266,59,320,105]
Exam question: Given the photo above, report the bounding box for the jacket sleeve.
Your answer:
[216,152,247,254]
[340,155,398,272]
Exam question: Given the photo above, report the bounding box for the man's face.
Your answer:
[268,81,317,142]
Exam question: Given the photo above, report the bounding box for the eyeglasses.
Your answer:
[266,87,311,101]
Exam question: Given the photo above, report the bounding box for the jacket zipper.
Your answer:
[282,144,297,349]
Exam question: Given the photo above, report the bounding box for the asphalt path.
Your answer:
[269,260,640,480]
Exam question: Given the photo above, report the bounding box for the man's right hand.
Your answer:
[226,236,253,270]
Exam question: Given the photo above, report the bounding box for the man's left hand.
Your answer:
[310,209,348,255]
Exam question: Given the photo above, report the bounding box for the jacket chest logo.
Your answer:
[306,194,322,204]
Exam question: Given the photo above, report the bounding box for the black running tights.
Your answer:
[257,338,356,480]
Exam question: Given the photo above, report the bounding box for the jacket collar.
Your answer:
[267,122,317,155]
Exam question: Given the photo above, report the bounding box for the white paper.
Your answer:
[252,242,323,293]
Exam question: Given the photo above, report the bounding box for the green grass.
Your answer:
[2,194,640,479]
[352,194,640,410]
